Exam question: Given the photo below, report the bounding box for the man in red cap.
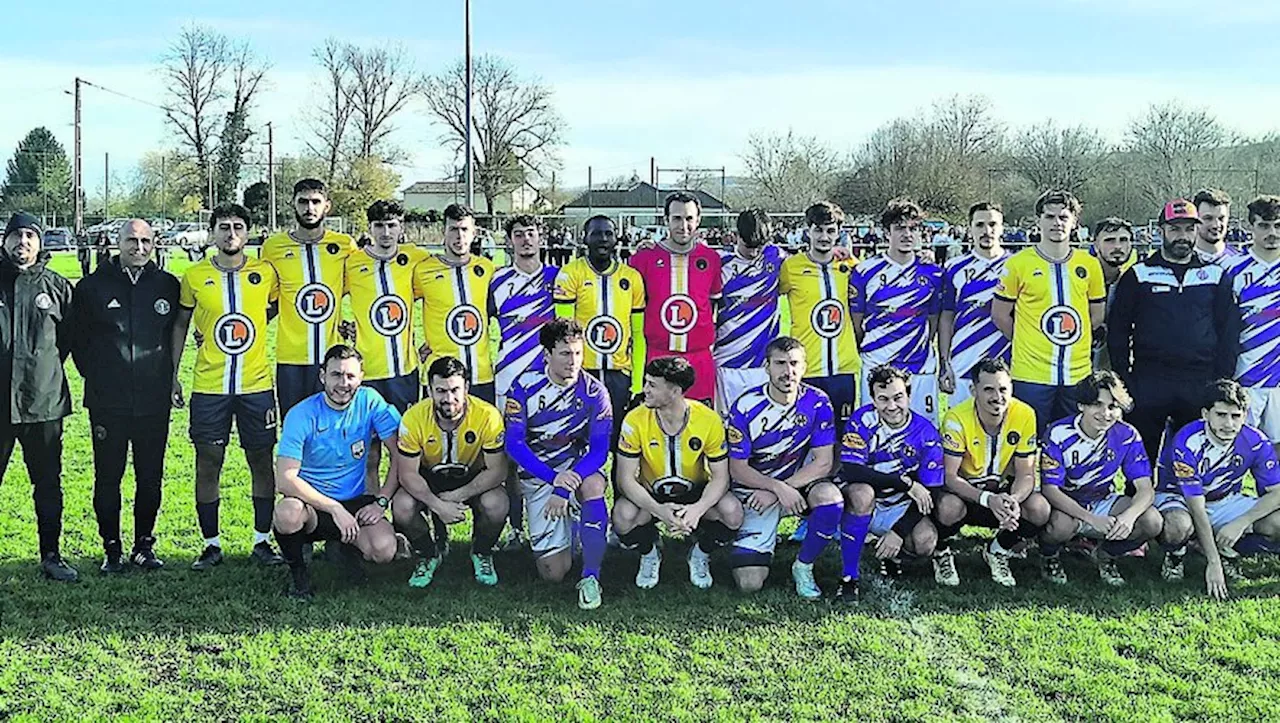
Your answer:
[1107,200,1240,465]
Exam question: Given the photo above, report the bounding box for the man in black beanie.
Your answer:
[0,211,76,581]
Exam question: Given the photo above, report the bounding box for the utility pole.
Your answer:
[104,152,109,219]
[587,166,593,214]
[267,122,277,231]
[73,78,82,236]
[464,0,474,209]
[161,154,167,221]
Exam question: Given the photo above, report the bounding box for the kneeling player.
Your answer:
[726,337,840,599]
[272,345,403,598]
[391,356,508,588]
[839,366,942,598]
[933,358,1050,587]
[614,357,742,590]
[1038,371,1163,587]
[505,319,613,609]
[1154,380,1280,599]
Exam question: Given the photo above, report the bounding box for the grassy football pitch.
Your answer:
[0,252,1278,721]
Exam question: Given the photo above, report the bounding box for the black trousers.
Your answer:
[90,410,171,545]
[1127,373,1208,467]
[0,419,64,556]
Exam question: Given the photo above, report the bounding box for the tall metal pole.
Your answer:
[104,152,109,219]
[73,78,82,235]
[267,122,277,231]
[161,154,167,221]
[464,0,474,209]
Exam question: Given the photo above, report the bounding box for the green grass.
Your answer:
[2,252,1280,721]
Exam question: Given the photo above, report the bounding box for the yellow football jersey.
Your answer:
[617,401,728,495]
[178,257,278,395]
[940,397,1038,490]
[262,230,357,366]
[993,247,1105,386]
[397,395,505,471]
[344,245,427,381]
[413,254,496,385]
[553,258,645,371]
[778,252,861,378]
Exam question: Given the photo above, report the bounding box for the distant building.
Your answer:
[402,180,534,215]
[559,182,729,228]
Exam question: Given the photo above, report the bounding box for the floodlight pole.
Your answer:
[465,0,475,209]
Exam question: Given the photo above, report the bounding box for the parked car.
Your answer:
[42,228,74,251]
[162,222,208,247]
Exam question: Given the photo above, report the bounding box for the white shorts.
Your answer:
[730,488,782,564]
[1154,491,1186,514]
[716,367,768,417]
[1153,491,1258,532]
[948,375,973,408]
[869,498,912,538]
[1074,494,1124,538]
[1247,387,1280,441]
[860,370,940,424]
[521,477,578,557]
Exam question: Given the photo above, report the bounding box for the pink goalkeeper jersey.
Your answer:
[630,241,723,354]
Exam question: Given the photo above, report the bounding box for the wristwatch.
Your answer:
[376,495,390,510]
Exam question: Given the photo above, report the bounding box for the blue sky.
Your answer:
[3,0,1279,199]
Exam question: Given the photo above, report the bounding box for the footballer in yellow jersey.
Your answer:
[392,356,509,586]
[612,356,741,590]
[413,250,496,397]
[179,255,278,397]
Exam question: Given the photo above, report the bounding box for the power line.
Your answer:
[80,79,168,112]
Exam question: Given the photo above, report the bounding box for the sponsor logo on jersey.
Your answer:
[659,294,698,335]
[727,426,744,444]
[370,295,409,336]
[811,299,845,339]
[843,432,866,450]
[214,313,256,355]
[586,315,624,355]
[445,304,484,345]
[351,439,366,460]
[1040,305,1083,346]
[296,283,336,324]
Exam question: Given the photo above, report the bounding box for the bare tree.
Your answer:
[305,39,356,184]
[346,44,423,161]
[930,94,1004,160]
[422,55,565,215]
[215,41,269,202]
[1125,100,1233,206]
[1014,120,1108,193]
[162,26,228,184]
[739,130,843,211]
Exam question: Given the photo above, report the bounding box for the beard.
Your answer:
[295,211,325,230]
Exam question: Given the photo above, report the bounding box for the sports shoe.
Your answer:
[408,555,442,588]
[41,552,78,582]
[130,536,164,570]
[101,540,126,574]
[284,565,313,600]
[497,528,526,553]
[983,545,1016,587]
[1161,552,1185,582]
[878,558,903,579]
[1094,550,1125,587]
[687,545,713,589]
[1042,554,1067,585]
[251,541,286,566]
[932,548,960,587]
[393,533,413,561]
[791,559,822,600]
[789,519,809,543]
[577,575,602,610]
[836,577,860,604]
[636,547,661,589]
[471,552,498,586]
[191,545,224,571]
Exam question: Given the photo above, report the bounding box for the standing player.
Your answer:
[629,192,722,404]
[714,209,784,412]
[992,189,1105,434]
[933,358,1050,587]
[414,204,497,403]
[1192,188,1240,266]
[850,198,943,422]
[1155,380,1280,598]
[263,178,357,416]
[613,357,742,590]
[938,202,1012,406]
[1226,195,1280,456]
[171,203,284,570]
[504,319,612,609]
[1089,217,1135,371]
[779,202,860,430]
[1038,371,1163,586]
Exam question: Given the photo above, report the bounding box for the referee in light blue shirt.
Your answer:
[273,344,403,599]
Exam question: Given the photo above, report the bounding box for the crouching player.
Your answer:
[933,358,1050,587]
[1038,371,1163,587]
[839,365,943,599]
[726,337,838,598]
[1155,380,1280,599]
[391,356,508,588]
[504,319,613,609]
[614,357,741,589]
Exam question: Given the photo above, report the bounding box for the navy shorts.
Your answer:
[366,370,421,414]
[277,363,323,417]
[806,373,856,430]
[308,494,377,542]
[1012,381,1080,436]
[189,391,278,451]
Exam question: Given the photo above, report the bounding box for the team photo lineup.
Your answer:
[5,177,1278,611]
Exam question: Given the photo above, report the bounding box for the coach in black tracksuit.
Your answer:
[1107,200,1239,466]
[0,212,76,581]
[70,220,180,573]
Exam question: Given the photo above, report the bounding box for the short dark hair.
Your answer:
[971,356,1011,382]
[1193,188,1231,208]
[293,178,328,198]
[736,208,771,245]
[764,336,804,360]
[366,199,405,223]
[427,356,469,385]
[322,344,362,368]
[867,364,912,394]
[1035,189,1082,217]
[645,356,696,393]
[881,198,925,229]
[1092,216,1133,240]
[504,214,539,237]
[443,203,475,224]
[805,201,844,227]
[582,214,614,234]
[1202,378,1250,413]
[1246,195,1280,224]
[1075,370,1133,411]
[539,318,584,351]
[664,191,701,218]
[968,202,1003,221]
[211,203,252,228]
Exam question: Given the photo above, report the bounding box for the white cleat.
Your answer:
[688,545,713,589]
[636,547,661,589]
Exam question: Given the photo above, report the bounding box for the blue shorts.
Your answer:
[1012,381,1080,435]
[869,499,912,537]
[189,391,278,450]
[806,373,856,430]
[366,370,420,414]
[277,363,323,417]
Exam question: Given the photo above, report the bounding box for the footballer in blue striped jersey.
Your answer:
[490,215,559,409]
[714,209,783,413]
[938,203,1012,405]
[1226,195,1280,450]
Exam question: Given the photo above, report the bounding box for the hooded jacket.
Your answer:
[0,250,73,423]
